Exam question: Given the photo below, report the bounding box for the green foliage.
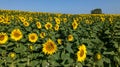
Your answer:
[0,10,120,67]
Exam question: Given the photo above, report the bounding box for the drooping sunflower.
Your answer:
[40,32,46,39]
[68,34,74,41]
[36,21,42,29]
[45,22,52,30]
[77,44,87,62]
[72,20,78,30]
[10,29,23,41]
[42,39,57,55]
[54,24,59,31]
[0,32,8,44]
[28,33,38,43]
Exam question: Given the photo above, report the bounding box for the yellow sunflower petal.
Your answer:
[10,29,23,41]
[28,33,38,43]
[0,32,8,44]
[42,39,57,55]
[77,44,87,62]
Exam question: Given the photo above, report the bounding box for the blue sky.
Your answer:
[0,0,120,14]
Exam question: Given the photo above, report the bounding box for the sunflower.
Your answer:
[40,32,46,39]
[23,21,29,27]
[28,33,38,43]
[9,52,16,59]
[57,39,62,45]
[0,32,8,44]
[29,45,34,51]
[42,39,57,55]
[19,17,26,22]
[0,17,4,23]
[95,53,101,60]
[55,18,60,24]
[36,22,42,29]
[72,20,78,30]
[45,22,52,30]
[10,29,23,41]
[77,44,87,62]
[63,18,67,23]
[68,34,74,41]
[54,24,59,31]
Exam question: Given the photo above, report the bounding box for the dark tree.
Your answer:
[91,8,102,14]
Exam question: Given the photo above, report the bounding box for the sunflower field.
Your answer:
[0,10,120,67]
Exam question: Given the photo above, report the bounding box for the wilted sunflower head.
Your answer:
[36,21,42,29]
[42,39,57,55]
[45,22,52,30]
[0,32,8,44]
[77,44,87,62]
[10,29,23,41]
[28,33,38,43]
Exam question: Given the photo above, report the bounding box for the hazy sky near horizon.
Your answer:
[0,0,120,14]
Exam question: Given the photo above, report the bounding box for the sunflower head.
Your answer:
[42,39,57,55]
[40,32,46,39]
[23,21,29,27]
[68,34,74,41]
[77,44,87,62]
[0,17,4,23]
[55,18,60,24]
[19,17,26,22]
[95,53,102,60]
[29,45,34,51]
[72,20,78,30]
[54,24,59,31]
[57,39,62,45]
[45,22,52,30]
[0,32,8,44]
[63,18,67,23]
[36,22,42,29]
[9,52,16,59]
[11,29,23,41]
[28,33,38,43]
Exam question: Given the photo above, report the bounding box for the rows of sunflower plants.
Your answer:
[0,10,120,67]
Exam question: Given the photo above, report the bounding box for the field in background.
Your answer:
[0,10,120,67]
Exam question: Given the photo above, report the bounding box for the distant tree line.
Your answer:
[91,8,103,14]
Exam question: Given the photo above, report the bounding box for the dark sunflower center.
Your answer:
[31,36,35,40]
[14,32,21,37]
[37,23,40,26]
[41,33,44,36]
[0,35,5,41]
[80,49,84,57]
[47,24,50,28]
[73,23,76,26]
[47,42,54,51]
[24,22,28,25]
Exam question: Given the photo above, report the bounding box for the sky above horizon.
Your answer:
[0,0,120,14]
